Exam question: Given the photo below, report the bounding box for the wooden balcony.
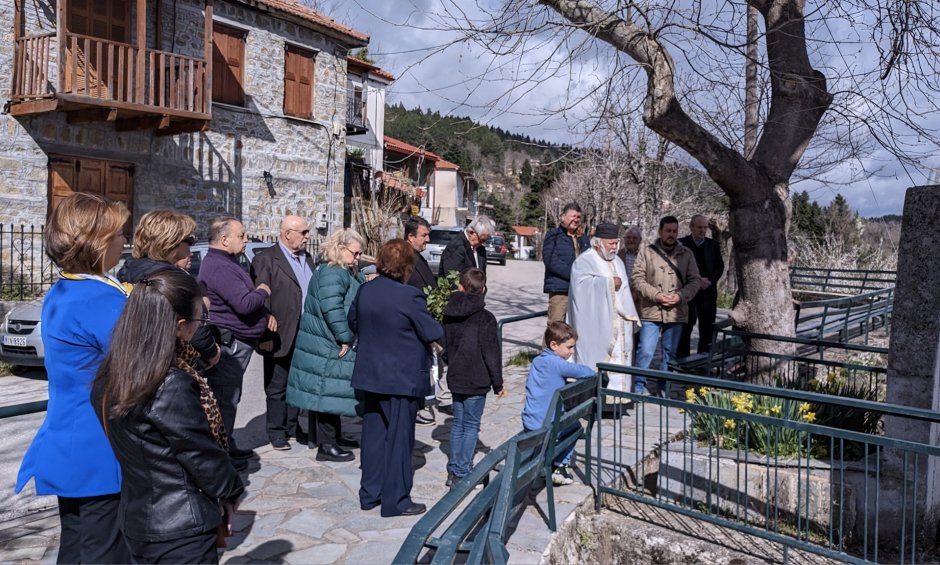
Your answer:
[11,31,211,134]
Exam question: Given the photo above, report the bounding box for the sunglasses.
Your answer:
[289,228,311,236]
[181,235,197,246]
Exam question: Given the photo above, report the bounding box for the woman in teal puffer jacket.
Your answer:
[287,229,366,462]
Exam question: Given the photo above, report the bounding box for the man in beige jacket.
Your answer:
[630,216,702,396]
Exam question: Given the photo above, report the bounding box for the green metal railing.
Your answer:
[797,287,894,345]
[592,363,939,564]
[790,267,896,295]
[495,309,547,347]
[0,399,47,419]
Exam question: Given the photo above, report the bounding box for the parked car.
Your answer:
[0,242,271,369]
[422,226,464,275]
[484,235,509,266]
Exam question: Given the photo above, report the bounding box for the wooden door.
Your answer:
[66,0,131,97]
[48,155,134,235]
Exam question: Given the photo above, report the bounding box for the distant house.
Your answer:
[3,0,368,239]
[432,159,478,227]
[511,225,539,259]
[382,134,438,220]
[343,56,393,230]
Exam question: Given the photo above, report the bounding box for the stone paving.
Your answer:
[0,260,688,564]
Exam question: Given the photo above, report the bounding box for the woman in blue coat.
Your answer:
[16,193,132,563]
[350,239,443,517]
[287,229,365,463]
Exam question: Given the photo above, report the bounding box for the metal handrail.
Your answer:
[0,400,48,419]
[496,309,547,346]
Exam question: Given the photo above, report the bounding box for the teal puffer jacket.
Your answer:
[287,264,365,416]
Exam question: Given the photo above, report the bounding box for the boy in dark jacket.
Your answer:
[442,268,504,487]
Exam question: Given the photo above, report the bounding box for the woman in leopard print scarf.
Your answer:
[93,270,244,563]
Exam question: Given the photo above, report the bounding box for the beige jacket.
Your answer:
[631,240,702,323]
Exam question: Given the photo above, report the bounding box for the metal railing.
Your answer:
[496,309,547,347]
[796,287,893,345]
[0,224,57,300]
[592,363,940,564]
[790,267,896,295]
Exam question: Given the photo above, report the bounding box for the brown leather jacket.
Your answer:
[631,240,702,323]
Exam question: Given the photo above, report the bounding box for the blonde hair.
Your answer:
[45,193,129,274]
[320,228,364,267]
[132,210,197,261]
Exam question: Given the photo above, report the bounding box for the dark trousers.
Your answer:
[205,337,255,450]
[678,297,718,357]
[126,529,218,564]
[359,392,419,517]
[309,411,342,447]
[57,494,129,564]
[263,353,299,442]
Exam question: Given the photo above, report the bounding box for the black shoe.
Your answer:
[360,501,379,511]
[400,503,427,516]
[337,436,360,449]
[232,458,249,472]
[270,438,290,451]
[445,473,460,488]
[316,445,354,462]
[229,448,254,460]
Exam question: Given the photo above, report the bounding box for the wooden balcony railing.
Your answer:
[12,33,56,99]
[12,31,209,118]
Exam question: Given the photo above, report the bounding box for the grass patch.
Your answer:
[0,361,14,376]
[506,350,538,367]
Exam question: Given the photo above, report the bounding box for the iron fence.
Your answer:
[790,267,896,295]
[592,364,940,564]
[0,224,58,300]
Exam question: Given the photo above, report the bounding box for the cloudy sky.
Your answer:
[324,0,938,218]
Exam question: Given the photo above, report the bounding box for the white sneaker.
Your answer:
[551,465,574,486]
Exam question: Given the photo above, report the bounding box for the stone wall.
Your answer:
[0,0,353,239]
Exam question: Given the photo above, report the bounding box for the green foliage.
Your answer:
[791,190,826,240]
[519,159,533,186]
[507,350,539,367]
[350,47,375,65]
[480,192,514,232]
[423,271,461,322]
[716,290,735,309]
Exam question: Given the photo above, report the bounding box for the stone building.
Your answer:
[2,0,368,240]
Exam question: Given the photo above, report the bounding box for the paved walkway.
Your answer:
[0,259,686,564]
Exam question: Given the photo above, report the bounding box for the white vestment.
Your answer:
[567,248,641,394]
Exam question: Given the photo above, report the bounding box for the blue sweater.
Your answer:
[521,349,595,431]
[16,278,126,496]
[198,248,268,339]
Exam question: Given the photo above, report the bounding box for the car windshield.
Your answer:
[430,230,461,245]
[488,237,505,247]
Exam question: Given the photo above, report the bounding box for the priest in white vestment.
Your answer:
[567,223,641,395]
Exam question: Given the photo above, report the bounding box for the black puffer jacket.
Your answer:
[93,368,244,542]
[442,292,503,396]
[118,258,219,364]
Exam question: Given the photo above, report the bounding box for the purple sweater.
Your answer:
[198,248,268,339]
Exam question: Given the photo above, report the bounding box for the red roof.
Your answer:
[245,0,368,44]
[384,136,440,161]
[512,226,539,237]
[347,56,395,82]
[436,159,459,171]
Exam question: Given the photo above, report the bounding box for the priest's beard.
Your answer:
[597,247,616,261]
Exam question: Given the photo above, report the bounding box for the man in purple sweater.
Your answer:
[199,218,273,464]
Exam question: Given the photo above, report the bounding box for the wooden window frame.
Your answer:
[283,45,315,119]
[212,22,247,107]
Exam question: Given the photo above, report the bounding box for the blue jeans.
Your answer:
[448,394,487,477]
[524,422,581,467]
[634,322,683,393]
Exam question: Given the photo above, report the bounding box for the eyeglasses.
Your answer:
[344,246,362,258]
[180,235,197,246]
[288,228,311,236]
[186,313,210,326]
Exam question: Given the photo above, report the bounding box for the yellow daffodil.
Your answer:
[724,419,736,431]
[807,379,818,390]
[685,388,697,403]
[798,402,811,414]
[698,386,710,396]
[804,411,817,423]
[770,405,782,416]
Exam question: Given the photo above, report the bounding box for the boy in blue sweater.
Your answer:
[522,321,595,485]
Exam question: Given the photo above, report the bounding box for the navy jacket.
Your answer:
[679,236,724,301]
[542,227,591,293]
[349,276,444,398]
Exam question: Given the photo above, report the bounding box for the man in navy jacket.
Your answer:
[542,203,591,324]
[678,215,725,356]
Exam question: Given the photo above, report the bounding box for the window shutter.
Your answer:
[284,46,314,118]
[212,23,245,106]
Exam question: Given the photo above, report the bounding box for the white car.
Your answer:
[0,242,271,369]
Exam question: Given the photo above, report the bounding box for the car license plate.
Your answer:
[2,335,28,347]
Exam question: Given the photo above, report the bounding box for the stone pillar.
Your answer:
[884,184,940,542]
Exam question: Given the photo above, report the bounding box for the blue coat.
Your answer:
[349,276,444,398]
[287,264,364,417]
[16,278,126,496]
[542,227,591,293]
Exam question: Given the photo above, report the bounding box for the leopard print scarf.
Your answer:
[175,339,229,451]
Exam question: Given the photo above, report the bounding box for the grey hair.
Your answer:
[466,215,496,238]
[209,217,237,244]
[625,226,642,238]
